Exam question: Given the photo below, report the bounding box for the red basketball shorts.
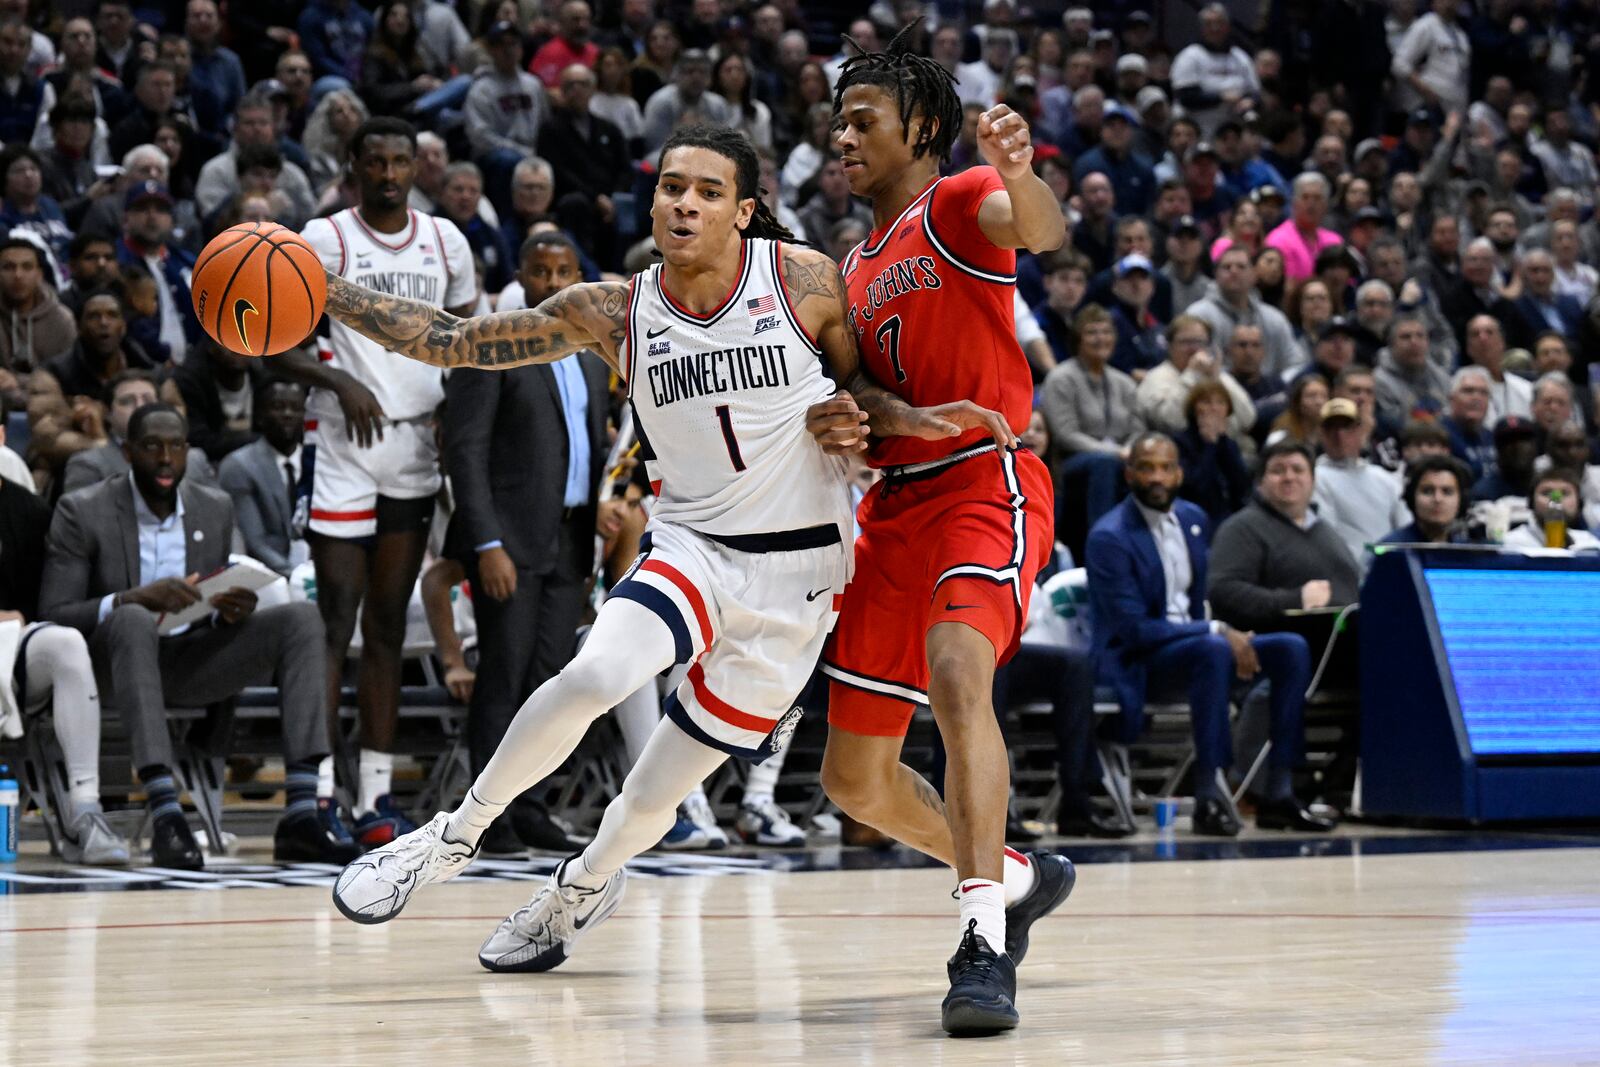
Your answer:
[822,445,1055,738]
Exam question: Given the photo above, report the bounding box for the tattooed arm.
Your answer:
[321,271,631,373]
[780,244,1019,453]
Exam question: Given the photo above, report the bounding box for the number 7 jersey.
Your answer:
[841,166,1034,469]
[625,237,852,540]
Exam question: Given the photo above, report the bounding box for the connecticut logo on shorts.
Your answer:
[766,705,804,756]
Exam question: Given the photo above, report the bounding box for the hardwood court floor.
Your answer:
[3,844,1599,1066]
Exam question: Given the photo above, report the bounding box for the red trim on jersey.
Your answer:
[311,508,378,522]
[328,218,348,275]
[657,241,746,321]
[771,242,823,354]
[831,593,844,612]
[688,663,780,732]
[303,420,318,431]
[428,215,450,275]
[858,177,938,259]
[640,559,712,649]
[649,478,662,495]
[351,208,419,253]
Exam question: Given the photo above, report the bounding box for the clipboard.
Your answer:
[157,557,283,635]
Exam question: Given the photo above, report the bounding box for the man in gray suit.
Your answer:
[62,369,219,495]
[40,403,361,869]
[219,380,308,576]
[443,232,619,854]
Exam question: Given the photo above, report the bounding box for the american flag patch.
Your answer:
[746,294,776,316]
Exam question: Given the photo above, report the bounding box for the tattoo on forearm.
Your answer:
[323,273,630,371]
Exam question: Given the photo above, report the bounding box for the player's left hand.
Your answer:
[907,401,1020,449]
[977,105,1035,180]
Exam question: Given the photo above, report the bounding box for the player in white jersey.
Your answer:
[276,118,477,848]
[327,125,1013,975]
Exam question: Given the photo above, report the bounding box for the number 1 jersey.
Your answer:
[841,166,1034,468]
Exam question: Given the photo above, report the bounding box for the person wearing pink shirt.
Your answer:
[1263,172,1340,282]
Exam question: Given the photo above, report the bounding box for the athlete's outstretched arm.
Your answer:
[973,105,1068,254]
[322,271,630,372]
[780,245,1018,454]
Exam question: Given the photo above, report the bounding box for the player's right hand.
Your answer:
[807,390,870,454]
[908,401,1020,450]
[335,378,387,447]
[478,546,518,601]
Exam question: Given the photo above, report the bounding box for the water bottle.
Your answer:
[1545,489,1569,549]
[0,764,18,862]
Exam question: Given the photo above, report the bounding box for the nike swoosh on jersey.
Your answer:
[646,326,671,338]
[942,603,978,611]
[804,587,829,601]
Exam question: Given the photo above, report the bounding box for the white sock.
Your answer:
[68,775,100,812]
[316,756,335,800]
[958,880,1007,953]
[562,851,611,891]
[358,749,393,815]
[446,785,505,846]
[1002,847,1036,906]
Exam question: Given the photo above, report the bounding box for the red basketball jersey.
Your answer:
[841,166,1033,468]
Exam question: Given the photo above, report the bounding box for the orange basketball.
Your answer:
[191,222,327,357]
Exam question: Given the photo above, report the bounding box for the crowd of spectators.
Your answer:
[5,0,1600,858]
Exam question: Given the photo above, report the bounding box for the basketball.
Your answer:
[191,222,326,357]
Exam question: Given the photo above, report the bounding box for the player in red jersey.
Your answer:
[809,28,1074,1036]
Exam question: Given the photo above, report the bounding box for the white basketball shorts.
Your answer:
[305,405,441,539]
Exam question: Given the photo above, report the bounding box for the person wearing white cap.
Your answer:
[1113,52,1147,108]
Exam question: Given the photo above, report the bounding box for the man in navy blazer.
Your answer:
[1509,250,1584,346]
[1084,433,1334,835]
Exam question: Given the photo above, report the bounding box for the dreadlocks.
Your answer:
[657,124,798,243]
[831,19,962,164]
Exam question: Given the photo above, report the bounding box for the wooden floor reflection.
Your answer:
[3,846,1599,1066]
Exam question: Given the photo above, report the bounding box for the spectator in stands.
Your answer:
[195,94,317,227]
[1541,424,1600,530]
[1462,314,1532,422]
[537,64,628,268]
[1511,249,1584,345]
[1350,279,1394,365]
[1531,372,1580,438]
[0,18,44,145]
[1504,467,1600,551]
[273,50,315,142]
[1042,304,1141,529]
[956,27,1015,109]
[0,146,72,281]
[48,18,131,130]
[0,235,75,373]
[593,46,643,155]
[93,0,142,86]
[1211,197,1261,263]
[173,336,263,465]
[109,63,197,164]
[116,181,197,364]
[1472,416,1540,503]
[1208,440,1363,633]
[1086,217,1174,324]
[530,1,598,89]
[0,441,126,862]
[44,293,158,408]
[1265,173,1341,283]
[184,0,246,119]
[1225,322,1285,418]
[641,49,731,157]
[1549,220,1597,306]
[443,232,623,852]
[464,21,547,220]
[1136,314,1255,439]
[1268,373,1328,450]
[1086,432,1332,837]
[218,378,307,576]
[297,0,373,96]
[1181,140,1235,232]
[1163,214,1210,315]
[1174,380,1251,528]
[1169,4,1259,136]
[39,402,358,869]
[1185,244,1300,379]
[1439,238,1515,352]
[1442,366,1497,483]
[1070,171,1116,273]
[62,233,115,315]
[359,0,448,118]
[1392,0,1470,116]
[61,369,217,493]
[1376,314,1451,425]
[1032,248,1088,367]
[1313,397,1409,561]
[711,53,771,153]
[799,157,872,251]
[436,162,514,297]
[1380,454,1474,545]
[160,33,226,141]
[1104,254,1165,377]
[1297,316,1362,391]
[1072,102,1155,215]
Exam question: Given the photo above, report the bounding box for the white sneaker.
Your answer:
[332,812,478,925]
[735,797,807,846]
[59,810,130,865]
[478,858,627,973]
[657,794,728,851]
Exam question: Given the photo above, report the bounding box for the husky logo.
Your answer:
[648,340,671,357]
[233,298,260,354]
[753,315,780,334]
[767,705,804,755]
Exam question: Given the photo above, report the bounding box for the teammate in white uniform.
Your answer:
[277,117,477,847]
[328,125,1013,973]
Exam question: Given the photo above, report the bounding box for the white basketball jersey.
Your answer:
[302,208,475,421]
[625,238,852,539]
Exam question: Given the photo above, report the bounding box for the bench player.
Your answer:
[324,125,1022,975]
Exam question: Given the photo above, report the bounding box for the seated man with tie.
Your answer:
[1085,432,1335,836]
[219,379,311,576]
[39,402,361,869]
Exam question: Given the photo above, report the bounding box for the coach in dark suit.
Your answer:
[1085,433,1333,836]
[443,232,619,853]
[39,402,357,869]
[218,379,307,576]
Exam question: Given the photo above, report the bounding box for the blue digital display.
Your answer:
[1423,568,1600,756]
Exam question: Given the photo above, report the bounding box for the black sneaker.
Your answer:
[1005,851,1076,966]
[941,919,1019,1036]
